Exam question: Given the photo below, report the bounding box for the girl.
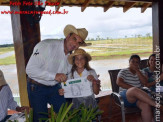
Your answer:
[59,48,100,109]
[143,54,163,91]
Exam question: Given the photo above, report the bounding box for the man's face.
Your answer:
[65,33,83,52]
[129,58,140,69]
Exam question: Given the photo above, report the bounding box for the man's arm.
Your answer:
[26,43,57,81]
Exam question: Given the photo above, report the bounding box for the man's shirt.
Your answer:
[26,39,72,86]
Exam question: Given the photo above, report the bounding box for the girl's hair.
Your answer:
[71,55,92,79]
[129,54,141,63]
[147,54,156,66]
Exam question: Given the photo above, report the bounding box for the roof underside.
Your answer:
[0,0,152,12]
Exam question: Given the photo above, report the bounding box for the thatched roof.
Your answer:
[0,0,152,13]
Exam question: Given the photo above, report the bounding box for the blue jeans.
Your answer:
[27,81,66,122]
[120,90,137,107]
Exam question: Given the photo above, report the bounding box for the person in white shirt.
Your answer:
[26,24,88,121]
[0,70,29,122]
[58,48,100,109]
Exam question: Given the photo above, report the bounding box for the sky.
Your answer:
[0,6,152,45]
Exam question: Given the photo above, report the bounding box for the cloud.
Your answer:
[0,6,152,45]
[0,7,13,44]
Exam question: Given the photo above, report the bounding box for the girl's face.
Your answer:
[74,55,86,69]
[149,56,156,68]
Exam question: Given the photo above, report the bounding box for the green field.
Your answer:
[83,37,152,59]
[0,55,16,65]
[0,37,153,65]
[0,47,14,55]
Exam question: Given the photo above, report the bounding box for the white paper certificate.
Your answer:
[61,77,92,98]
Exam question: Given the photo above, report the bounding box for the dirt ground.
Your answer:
[0,57,148,95]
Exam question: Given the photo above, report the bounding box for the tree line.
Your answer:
[0,44,14,47]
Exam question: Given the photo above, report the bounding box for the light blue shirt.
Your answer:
[0,85,18,121]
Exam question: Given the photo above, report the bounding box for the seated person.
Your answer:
[143,54,163,92]
[0,70,29,122]
[117,55,156,122]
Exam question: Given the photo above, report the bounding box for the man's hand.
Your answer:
[55,73,67,82]
[58,89,64,96]
[16,106,29,113]
[87,75,95,82]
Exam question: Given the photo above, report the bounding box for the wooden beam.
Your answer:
[10,0,41,106]
[152,1,163,67]
[104,1,115,12]
[81,0,90,12]
[114,0,152,2]
[141,3,151,13]
[123,2,137,12]
[56,0,63,11]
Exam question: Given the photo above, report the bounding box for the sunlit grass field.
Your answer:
[0,37,152,65]
[82,37,152,59]
[0,55,16,65]
[0,47,14,55]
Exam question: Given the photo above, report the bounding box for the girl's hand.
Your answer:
[58,89,64,96]
[87,75,95,82]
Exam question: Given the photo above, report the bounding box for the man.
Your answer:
[26,24,88,121]
[0,70,29,122]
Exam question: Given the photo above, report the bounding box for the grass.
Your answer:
[0,37,153,65]
[0,47,14,55]
[82,37,152,59]
[0,55,16,65]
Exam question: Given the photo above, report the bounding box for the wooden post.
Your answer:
[152,1,163,69]
[10,0,41,106]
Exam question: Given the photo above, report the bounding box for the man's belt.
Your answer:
[28,77,49,87]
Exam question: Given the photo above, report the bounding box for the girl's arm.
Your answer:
[145,80,156,87]
[144,73,156,87]
[92,79,100,95]
[87,75,100,95]
[87,69,101,95]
